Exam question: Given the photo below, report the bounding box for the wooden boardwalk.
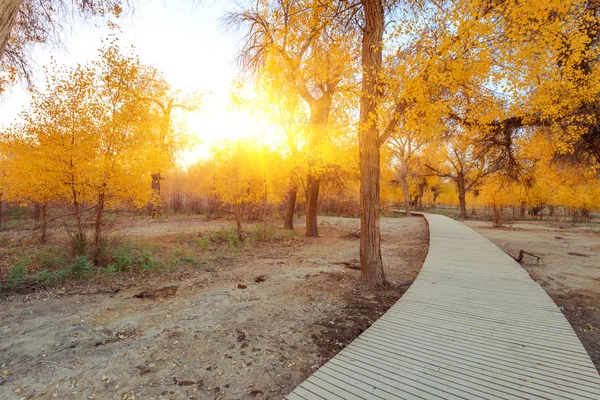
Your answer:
[287,213,600,399]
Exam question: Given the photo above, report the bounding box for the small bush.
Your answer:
[33,246,69,270]
[71,231,87,256]
[170,246,197,266]
[227,232,241,247]
[56,267,70,281]
[69,256,94,279]
[112,241,135,272]
[139,247,161,270]
[102,264,118,276]
[194,236,211,250]
[35,268,55,285]
[6,259,28,287]
[250,224,296,243]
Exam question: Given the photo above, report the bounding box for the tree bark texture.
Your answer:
[283,185,297,229]
[456,174,467,219]
[0,0,20,60]
[359,0,386,287]
[94,189,106,250]
[150,172,162,218]
[399,159,411,216]
[40,202,47,244]
[304,96,331,237]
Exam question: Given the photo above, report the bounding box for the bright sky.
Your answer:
[0,0,280,165]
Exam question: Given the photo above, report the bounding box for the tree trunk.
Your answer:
[304,97,331,237]
[493,203,502,227]
[283,185,297,230]
[236,203,243,241]
[305,175,320,236]
[40,202,47,244]
[0,0,21,60]
[34,202,41,221]
[94,189,106,250]
[520,201,526,219]
[457,174,467,220]
[417,183,425,210]
[399,159,411,217]
[150,172,162,218]
[359,0,386,287]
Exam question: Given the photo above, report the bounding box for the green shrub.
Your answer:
[250,224,296,242]
[34,246,69,270]
[56,267,70,281]
[71,231,87,256]
[227,231,241,247]
[139,247,161,270]
[6,259,27,287]
[102,264,118,276]
[208,228,241,246]
[170,246,197,265]
[35,268,55,285]
[112,241,135,272]
[194,236,211,250]
[69,256,94,279]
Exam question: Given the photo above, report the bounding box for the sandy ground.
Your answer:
[0,215,428,400]
[465,220,600,373]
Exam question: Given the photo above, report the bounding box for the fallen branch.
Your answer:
[513,250,541,264]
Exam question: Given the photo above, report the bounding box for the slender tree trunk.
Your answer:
[417,183,425,210]
[94,189,106,250]
[456,175,467,219]
[150,172,162,218]
[283,185,297,230]
[305,176,320,236]
[359,0,386,287]
[236,204,243,241]
[304,97,331,237]
[40,202,47,244]
[520,201,526,219]
[0,0,21,60]
[399,160,411,217]
[34,202,41,221]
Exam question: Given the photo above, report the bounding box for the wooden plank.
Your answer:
[286,213,600,399]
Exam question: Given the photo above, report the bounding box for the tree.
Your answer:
[231,76,308,230]
[137,67,200,218]
[425,131,494,219]
[1,0,123,93]
[2,130,62,242]
[358,0,387,286]
[11,61,101,252]
[211,140,288,238]
[2,40,176,254]
[227,0,359,237]
[388,126,432,216]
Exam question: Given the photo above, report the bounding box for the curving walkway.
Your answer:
[287,213,600,399]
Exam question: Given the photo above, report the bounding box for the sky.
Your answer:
[0,0,279,164]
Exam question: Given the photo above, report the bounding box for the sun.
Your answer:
[178,99,281,166]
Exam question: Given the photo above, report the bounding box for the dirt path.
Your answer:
[465,220,600,373]
[0,216,428,400]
